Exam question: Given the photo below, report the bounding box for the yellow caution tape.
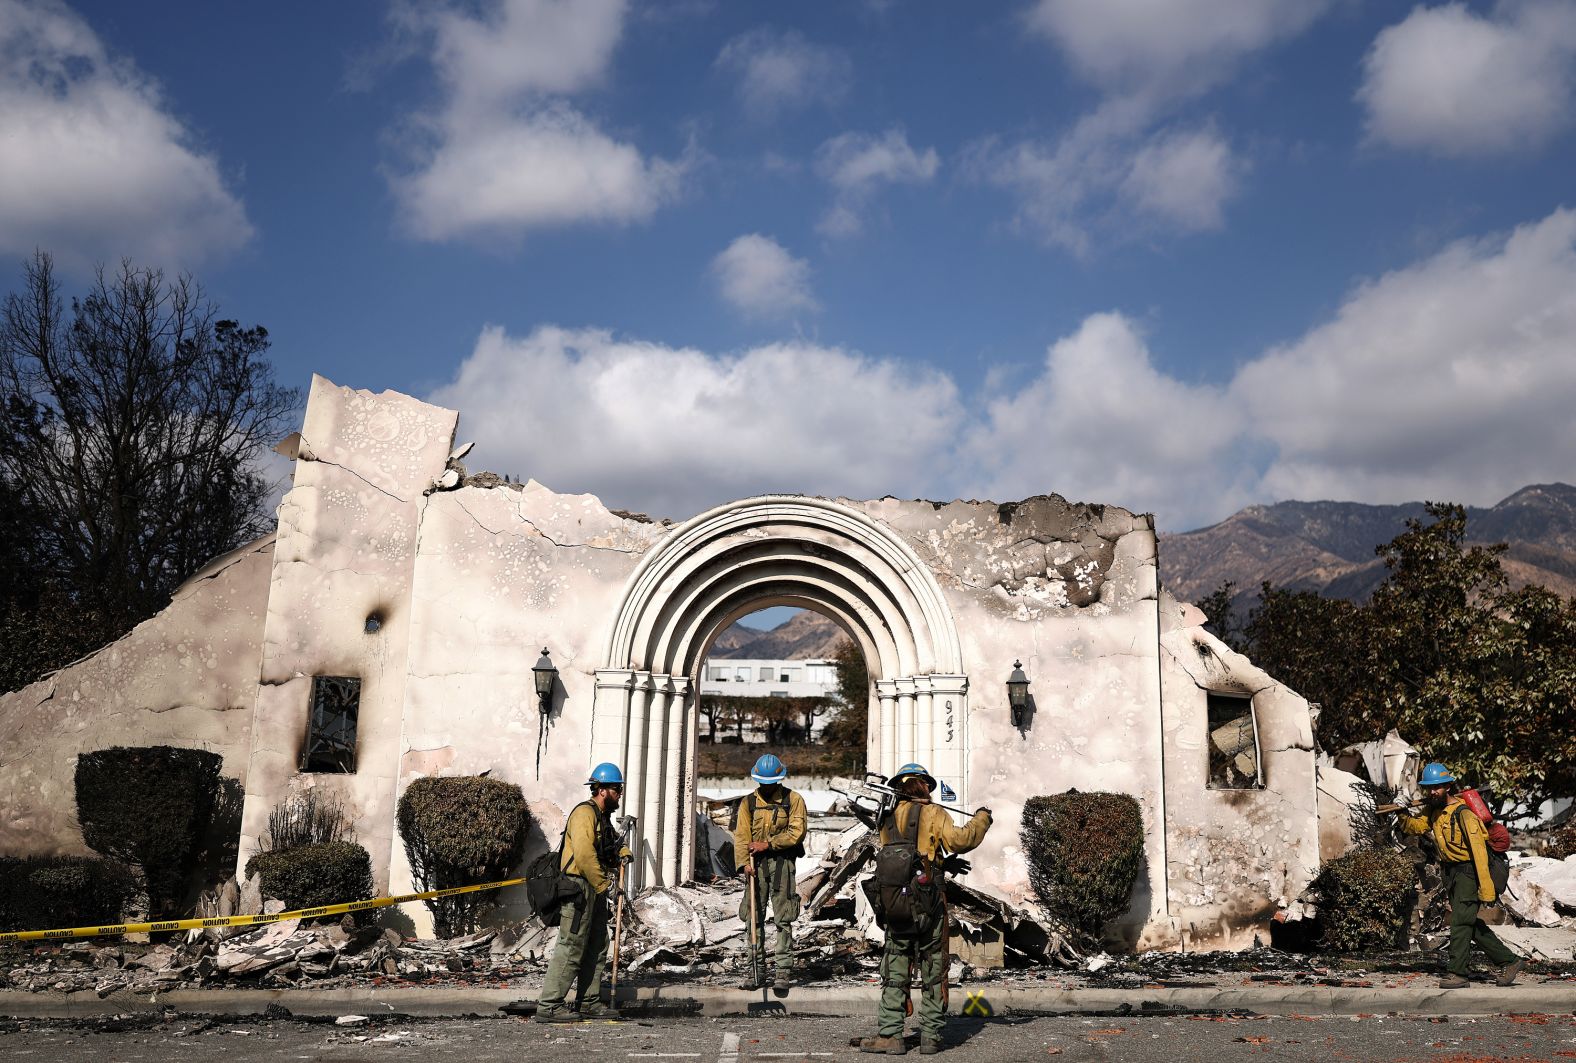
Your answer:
[0,877,525,944]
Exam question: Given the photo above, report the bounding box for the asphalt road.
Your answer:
[2,1012,1574,1062]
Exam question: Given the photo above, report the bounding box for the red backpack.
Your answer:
[1460,788,1512,853]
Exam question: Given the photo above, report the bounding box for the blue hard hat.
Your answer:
[589,762,625,786]
[751,753,787,784]
[1419,762,1455,786]
[889,763,936,791]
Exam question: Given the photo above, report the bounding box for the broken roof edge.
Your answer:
[171,533,277,601]
[450,477,1154,536]
[307,372,452,415]
[869,491,1153,526]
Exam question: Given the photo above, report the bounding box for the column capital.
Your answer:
[927,674,969,697]
[593,668,636,691]
[875,679,899,698]
[893,676,917,695]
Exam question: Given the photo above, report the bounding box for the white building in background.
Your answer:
[698,658,839,701]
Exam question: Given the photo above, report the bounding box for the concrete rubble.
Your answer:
[5,782,1575,997]
[0,828,1090,996]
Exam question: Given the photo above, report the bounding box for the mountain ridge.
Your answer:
[1161,482,1576,608]
[709,609,849,660]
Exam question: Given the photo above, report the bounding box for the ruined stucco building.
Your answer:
[0,376,1320,950]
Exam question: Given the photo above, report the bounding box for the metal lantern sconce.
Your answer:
[1007,659,1031,729]
[532,648,558,716]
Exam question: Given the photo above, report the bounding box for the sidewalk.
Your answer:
[0,980,1570,1021]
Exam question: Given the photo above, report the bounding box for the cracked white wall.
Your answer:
[0,374,1322,952]
[237,375,459,893]
[1157,593,1320,950]
[0,536,273,857]
[390,481,666,934]
[855,496,1174,945]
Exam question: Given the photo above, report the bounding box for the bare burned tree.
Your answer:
[0,251,298,690]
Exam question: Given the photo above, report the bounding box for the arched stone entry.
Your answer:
[593,496,967,888]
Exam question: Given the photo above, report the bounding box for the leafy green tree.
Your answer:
[1197,580,1246,652]
[822,637,870,758]
[1241,503,1576,816]
[1244,583,1368,747]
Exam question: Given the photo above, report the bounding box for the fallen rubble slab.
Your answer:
[0,981,1571,1021]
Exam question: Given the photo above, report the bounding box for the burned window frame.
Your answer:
[1205,691,1264,791]
[300,675,361,774]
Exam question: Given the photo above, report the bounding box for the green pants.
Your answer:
[540,887,611,1012]
[877,918,947,1039]
[739,854,800,971]
[1446,866,1516,977]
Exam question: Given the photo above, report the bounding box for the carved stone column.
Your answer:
[876,679,899,777]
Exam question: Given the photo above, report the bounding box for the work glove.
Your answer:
[941,855,972,876]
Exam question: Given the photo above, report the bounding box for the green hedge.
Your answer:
[397,776,531,938]
[75,745,222,916]
[245,842,373,915]
[1021,791,1145,947]
[1311,848,1416,951]
[0,856,138,933]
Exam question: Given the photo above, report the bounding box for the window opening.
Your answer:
[301,675,361,773]
[1206,692,1262,790]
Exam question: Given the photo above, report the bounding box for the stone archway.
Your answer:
[592,496,967,887]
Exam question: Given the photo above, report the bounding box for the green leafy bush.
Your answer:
[75,746,223,916]
[397,776,531,937]
[1310,848,1416,951]
[0,856,138,933]
[245,842,373,914]
[1021,791,1145,947]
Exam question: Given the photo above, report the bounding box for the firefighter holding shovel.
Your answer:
[734,753,807,990]
[536,763,633,1022]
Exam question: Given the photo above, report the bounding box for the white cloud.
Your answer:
[1233,207,1576,507]
[431,0,625,105]
[812,127,938,237]
[969,105,1243,252]
[1025,0,1333,97]
[715,28,851,120]
[964,313,1253,523]
[432,208,1576,531]
[0,0,252,269]
[1119,126,1241,230]
[398,106,685,239]
[390,0,686,241]
[1358,1,1576,156]
[428,326,960,518]
[815,128,939,190]
[711,234,816,319]
[963,211,1576,525]
[979,0,1334,251]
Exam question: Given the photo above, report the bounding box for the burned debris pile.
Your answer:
[0,826,1081,995]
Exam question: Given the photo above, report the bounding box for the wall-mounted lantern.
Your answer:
[533,648,558,716]
[1007,659,1031,729]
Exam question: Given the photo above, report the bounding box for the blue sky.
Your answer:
[4,0,1575,532]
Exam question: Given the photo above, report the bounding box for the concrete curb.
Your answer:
[1,983,1571,1021]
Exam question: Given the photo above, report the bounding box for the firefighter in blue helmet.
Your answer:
[537,763,632,1022]
[1390,762,1524,989]
[734,753,807,989]
[860,764,991,1056]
